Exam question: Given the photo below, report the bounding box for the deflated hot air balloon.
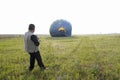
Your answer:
[49,19,72,37]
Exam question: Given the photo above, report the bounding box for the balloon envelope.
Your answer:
[50,19,72,37]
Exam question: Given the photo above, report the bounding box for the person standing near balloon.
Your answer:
[24,24,46,71]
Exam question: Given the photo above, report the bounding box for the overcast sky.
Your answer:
[0,0,120,35]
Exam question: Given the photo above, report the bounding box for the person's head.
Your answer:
[29,24,35,33]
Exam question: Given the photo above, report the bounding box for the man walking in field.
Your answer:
[24,24,46,71]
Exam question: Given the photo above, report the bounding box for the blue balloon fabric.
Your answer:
[50,19,72,37]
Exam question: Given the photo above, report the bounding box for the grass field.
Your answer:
[0,34,120,80]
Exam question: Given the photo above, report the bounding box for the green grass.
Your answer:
[0,34,120,80]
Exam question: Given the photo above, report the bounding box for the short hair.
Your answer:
[29,24,35,30]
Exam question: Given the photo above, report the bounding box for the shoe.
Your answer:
[40,67,48,70]
[29,68,33,71]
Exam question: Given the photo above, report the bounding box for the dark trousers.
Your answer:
[29,51,45,70]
